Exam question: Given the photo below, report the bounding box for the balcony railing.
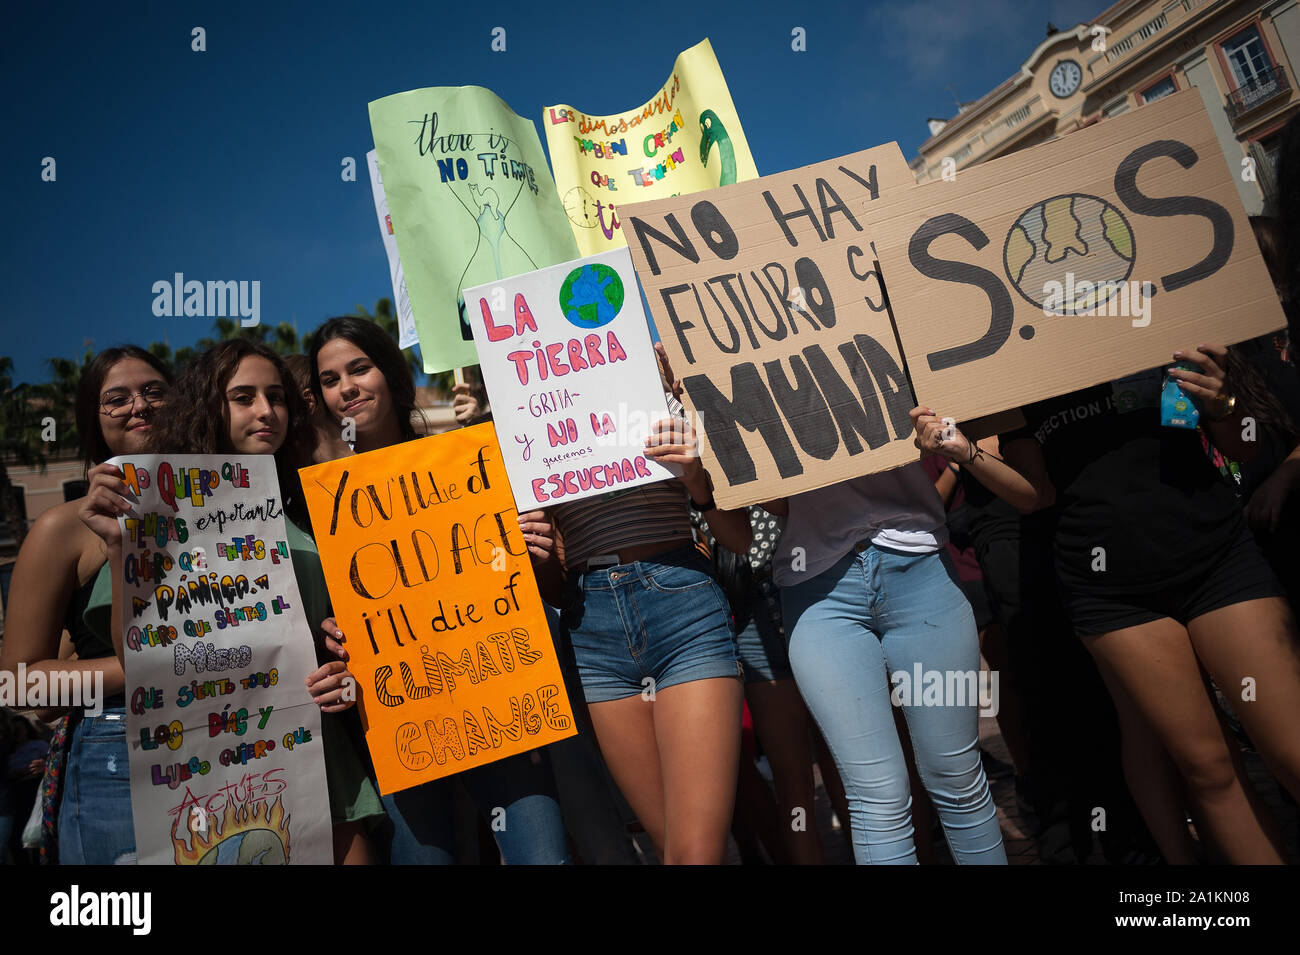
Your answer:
[1225,64,1290,121]
[1104,12,1168,63]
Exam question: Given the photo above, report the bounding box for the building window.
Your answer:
[1139,75,1177,103]
[1218,24,1288,118]
[1221,26,1271,89]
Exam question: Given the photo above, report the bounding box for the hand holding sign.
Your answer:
[300,424,576,794]
[909,406,972,463]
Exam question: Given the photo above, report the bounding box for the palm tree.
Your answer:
[41,349,93,461]
[0,356,49,547]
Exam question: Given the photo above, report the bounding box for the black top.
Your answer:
[66,569,113,661]
[1002,368,1243,594]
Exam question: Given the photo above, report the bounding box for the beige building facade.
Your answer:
[912,0,1300,214]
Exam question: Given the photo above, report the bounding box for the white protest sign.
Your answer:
[113,454,331,865]
[367,149,419,350]
[464,246,678,508]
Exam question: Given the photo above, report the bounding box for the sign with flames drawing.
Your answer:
[111,455,332,864]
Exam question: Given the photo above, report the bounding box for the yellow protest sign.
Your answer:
[544,38,759,255]
[300,424,576,794]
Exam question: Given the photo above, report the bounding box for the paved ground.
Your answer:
[790,710,1300,866]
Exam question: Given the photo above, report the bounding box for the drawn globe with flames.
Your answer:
[173,796,291,865]
[1003,194,1135,315]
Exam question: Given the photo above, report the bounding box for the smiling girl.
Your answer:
[308,316,572,864]
[79,340,385,864]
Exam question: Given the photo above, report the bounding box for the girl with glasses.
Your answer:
[1,346,171,864]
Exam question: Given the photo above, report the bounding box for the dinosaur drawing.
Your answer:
[698,109,737,186]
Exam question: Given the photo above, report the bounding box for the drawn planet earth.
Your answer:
[559,262,624,329]
[1003,194,1135,314]
[197,828,287,865]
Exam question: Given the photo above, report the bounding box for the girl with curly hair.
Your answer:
[79,339,385,864]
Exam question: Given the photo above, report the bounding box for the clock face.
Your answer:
[563,186,598,229]
[1050,60,1082,98]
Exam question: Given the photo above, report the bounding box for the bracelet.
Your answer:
[1206,394,1236,422]
[690,495,717,512]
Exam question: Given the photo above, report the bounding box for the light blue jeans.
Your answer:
[56,705,137,865]
[782,543,1006,865]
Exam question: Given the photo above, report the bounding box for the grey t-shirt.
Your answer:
[772,463,947,587]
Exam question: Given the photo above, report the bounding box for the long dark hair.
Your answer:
[75,346,173,470]
[151,340,313,523]
[1226,347,1299,449]
[306,316,422,441]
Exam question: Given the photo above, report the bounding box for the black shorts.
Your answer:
[1059,521,1284,637]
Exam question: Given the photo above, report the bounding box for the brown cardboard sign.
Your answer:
[870,90,1286,425]
[622,144,918,509]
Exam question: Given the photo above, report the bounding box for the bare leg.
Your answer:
[587,695,667,854]
[1082,618,1285,864]
[654,676,745,864]
[732,752,784,863]
[1089,663,1198,864]
[746,679,823,864]
[1187,598,1300,801]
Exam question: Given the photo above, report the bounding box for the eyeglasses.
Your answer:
[99,384,168,417]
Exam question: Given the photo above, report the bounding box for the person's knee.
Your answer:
[664,836,727,865]
[1175,744,1238,800]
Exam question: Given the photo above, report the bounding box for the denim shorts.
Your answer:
[734,576,794,683]
[562,544,743,702]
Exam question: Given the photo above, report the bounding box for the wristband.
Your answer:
[690,495,717,512]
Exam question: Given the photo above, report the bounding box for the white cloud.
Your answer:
[875,0,1101,76]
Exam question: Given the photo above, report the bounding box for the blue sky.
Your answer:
[2,0,1102,384]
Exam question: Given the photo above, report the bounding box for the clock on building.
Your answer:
[1050,59,1082,98]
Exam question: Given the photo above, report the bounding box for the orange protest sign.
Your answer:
[300,423,576,794]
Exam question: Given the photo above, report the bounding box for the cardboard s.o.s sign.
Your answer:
[871,89,1286,423]
[622,144,918,509]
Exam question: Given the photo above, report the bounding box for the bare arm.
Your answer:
[697,504,753,557]
[932,463,960,506]
[0,503,126,710]
[911,407,1054,513]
